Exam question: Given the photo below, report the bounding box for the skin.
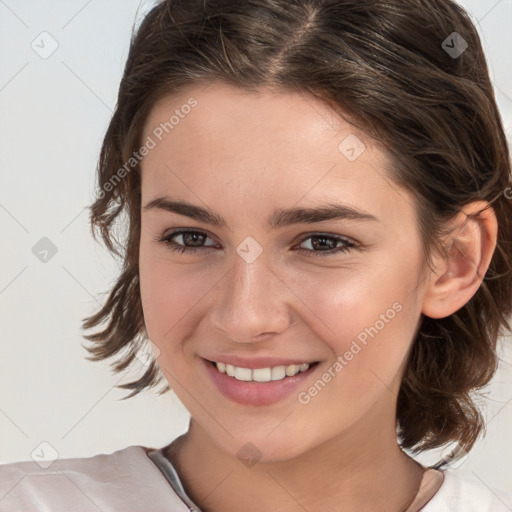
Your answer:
[138,81,497,512]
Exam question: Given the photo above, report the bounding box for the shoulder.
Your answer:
[0,445,190,512]
[422,469,512,512]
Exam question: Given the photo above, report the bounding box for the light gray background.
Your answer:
[1,0,511,494]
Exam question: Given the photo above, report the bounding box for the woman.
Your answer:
[1,0,511,511]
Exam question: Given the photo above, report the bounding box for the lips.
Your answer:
[201,356,320,406]
[212,359,312,381]
[202,355,318,369]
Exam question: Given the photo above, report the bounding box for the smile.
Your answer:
[202,357,321,405]
[213,361,311,382]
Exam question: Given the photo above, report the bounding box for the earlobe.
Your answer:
[421,201,498,319]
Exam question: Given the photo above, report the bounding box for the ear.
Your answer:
[421,201,498,319]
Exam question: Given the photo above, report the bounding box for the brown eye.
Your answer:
[157,229,217,254]
[295,234,357,257]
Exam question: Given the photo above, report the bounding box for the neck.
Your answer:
[167,417,425,512]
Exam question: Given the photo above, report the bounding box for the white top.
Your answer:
[1,444,511,511]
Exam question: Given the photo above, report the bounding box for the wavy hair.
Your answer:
[81,0,512,456]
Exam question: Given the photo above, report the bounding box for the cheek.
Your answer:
[139,246,215,353]
[287,253,418,344]
[292,255,421,409]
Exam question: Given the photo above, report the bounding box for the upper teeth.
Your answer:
[215,362,310,382]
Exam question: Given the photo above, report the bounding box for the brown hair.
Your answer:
[82,0,512,456]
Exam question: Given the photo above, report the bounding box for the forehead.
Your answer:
[138,82,414,229]
[141,82,389,175]
[142,81,376,153]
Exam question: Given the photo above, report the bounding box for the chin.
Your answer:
[212,431,316,466]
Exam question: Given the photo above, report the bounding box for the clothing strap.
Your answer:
[146,446,202,512]
[403,468,445,512]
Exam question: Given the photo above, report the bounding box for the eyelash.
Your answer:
[156,229,358,257]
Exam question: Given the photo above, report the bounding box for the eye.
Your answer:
[156,229,358,257]
[157,229,218,254]
[294,233,357,257]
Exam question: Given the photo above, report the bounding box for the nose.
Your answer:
[209,250,293,343]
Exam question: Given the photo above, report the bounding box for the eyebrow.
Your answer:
[143,196,379,229]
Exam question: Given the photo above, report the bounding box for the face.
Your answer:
[138,81,429,462]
